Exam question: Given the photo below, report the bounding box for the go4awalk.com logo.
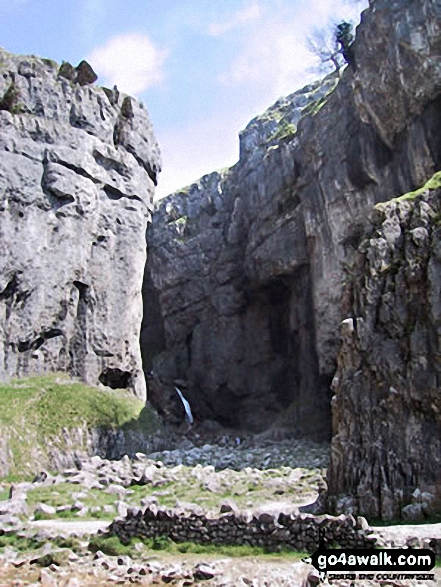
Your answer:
[303,547,436,583]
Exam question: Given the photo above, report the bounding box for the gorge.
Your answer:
[0,0,440,521]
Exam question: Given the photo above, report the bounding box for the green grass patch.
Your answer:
[0,533,46,553]
[268,121,297,142]
[88,534,308,560]
[0,374,154,480]
[0,486,10,502]
[376,171,441,208]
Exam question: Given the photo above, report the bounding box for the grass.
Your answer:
[395,171,441,202]
[375,170,441,208]
[0,374,156,480]
[26,483,119,520]
[0,486,10,501]
[88,533,309,560]
[22,463,323,522]
[0,534,46,553]
[268,121,297,143]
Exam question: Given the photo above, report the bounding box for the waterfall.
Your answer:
[175,387,194,425]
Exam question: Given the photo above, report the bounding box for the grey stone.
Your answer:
[75,60,97,86]
[34,503,56,517]
[402,503,424,522]
[0,46,161,400]
[141,0,441,444]
[193,563,216,580]
[327,187,441,520]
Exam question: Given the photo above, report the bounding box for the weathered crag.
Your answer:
[328,182,441,520]
[0,50,161,397]
[142,0,441,447]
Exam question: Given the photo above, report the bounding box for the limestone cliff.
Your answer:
[0,49,161,397]
[327,178,441,520]
[142,0,441,446]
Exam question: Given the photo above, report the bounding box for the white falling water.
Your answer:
[175,387,194,425]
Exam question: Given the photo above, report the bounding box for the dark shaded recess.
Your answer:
[266,277,291,356]
[69,105,96,133]
[186,330,193,366]
[0,275,19,301]
[422,94,441,168]
[103,184,143,203]
[340,223,365,255]
[210,385,242,429]
[17,328,63,353]
[140,268,166,372]
[99,367,132,389]
[73,280,89,299]
[0,82,20,113]
[46,157,100,185]
[69,281,90,377]
[346,118,393,189]
[93,149,129,177]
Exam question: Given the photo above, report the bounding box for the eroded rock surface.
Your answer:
[327,184,441,519]
[0,49,161,397]
[142,0,441,437]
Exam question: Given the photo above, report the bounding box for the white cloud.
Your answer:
[216,0,369,99]
[88,33,167,96]
[208,1,262,37]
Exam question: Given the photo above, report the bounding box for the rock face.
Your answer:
[0,50,161,397]
[327,181,441,520]
[142,0,441,441]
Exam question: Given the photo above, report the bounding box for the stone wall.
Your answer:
[109,505,378,552]
[142,0,441,436]
[327,185,441,520]
[0,50,161,397]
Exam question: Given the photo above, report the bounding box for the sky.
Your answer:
[1,0,368,199]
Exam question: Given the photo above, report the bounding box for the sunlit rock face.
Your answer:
[0,49,161,398]
[142,0,441,452]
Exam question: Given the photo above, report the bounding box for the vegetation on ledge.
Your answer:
[376,170,441,208]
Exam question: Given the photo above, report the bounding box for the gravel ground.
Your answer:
[1,435,440,586]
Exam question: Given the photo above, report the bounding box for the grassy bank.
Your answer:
[0,373,157,480]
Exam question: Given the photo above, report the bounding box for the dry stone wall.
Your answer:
[0,50,161,397]
[109,505,378,552]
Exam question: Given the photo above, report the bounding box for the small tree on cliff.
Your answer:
[335,21,355,65]
[307,20,355,76]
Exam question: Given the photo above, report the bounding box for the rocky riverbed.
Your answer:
[0,436,440,586]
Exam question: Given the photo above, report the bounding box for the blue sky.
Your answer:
[1,0,367,199]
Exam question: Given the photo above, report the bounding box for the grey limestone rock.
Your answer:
[142,0,441,440]
[327,186,441,519]
[0,47,161,397]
